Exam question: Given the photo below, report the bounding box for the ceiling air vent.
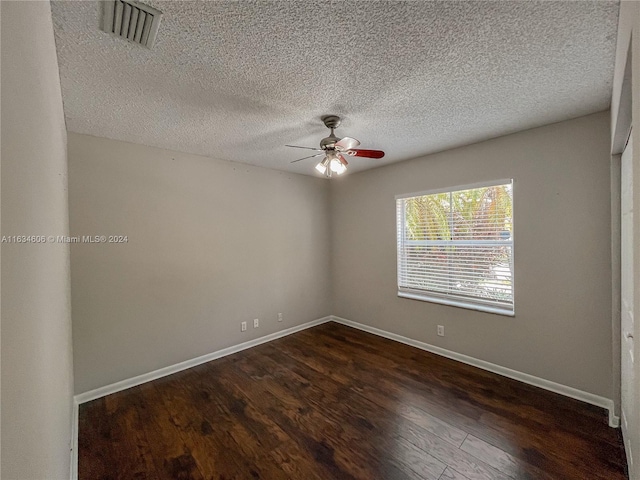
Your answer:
[101,0,162,48]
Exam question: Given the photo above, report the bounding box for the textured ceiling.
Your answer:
[51,0,619,177]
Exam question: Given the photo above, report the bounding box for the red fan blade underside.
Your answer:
[347,149,385,159]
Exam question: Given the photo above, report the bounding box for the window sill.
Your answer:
[397,291,515,317]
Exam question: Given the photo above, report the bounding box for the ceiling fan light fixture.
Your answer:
[330,157,346,175]
[315,161,327,174]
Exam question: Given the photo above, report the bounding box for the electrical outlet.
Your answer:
[254,318,259,328]
[278,313,283,322]
[437,325,445,337]
[241,321,247,332]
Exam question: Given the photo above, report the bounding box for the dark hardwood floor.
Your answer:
[79,322,628,480]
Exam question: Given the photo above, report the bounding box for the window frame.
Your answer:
[396,179,515,316]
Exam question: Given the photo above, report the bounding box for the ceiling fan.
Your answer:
[286,115,385,177]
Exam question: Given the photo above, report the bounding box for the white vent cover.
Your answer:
[101,0,162,48]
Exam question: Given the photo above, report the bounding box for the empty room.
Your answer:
[2,1,640,479]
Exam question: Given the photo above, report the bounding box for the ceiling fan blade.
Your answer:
[346,149,385,159]
[285,145,323,151]
[290,153,324,163]
[335,137,360,150]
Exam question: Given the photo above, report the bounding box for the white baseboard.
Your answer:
[611,411,621,428]
[74,316,331,405]
[330,315,619,428]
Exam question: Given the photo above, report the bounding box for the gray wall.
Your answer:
[331,111,613,399]
[1,2,74,479]
[68,133,331,394]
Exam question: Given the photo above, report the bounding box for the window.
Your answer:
[396,180,514,315]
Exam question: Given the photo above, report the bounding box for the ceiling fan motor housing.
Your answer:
[320,134,340,150]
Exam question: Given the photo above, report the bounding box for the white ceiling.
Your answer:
[51,0,619,177]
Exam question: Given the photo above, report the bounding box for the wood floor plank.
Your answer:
[440,466,472,480]
[78,399,114,480]
[134,382,205,480]
[397,403,469,448]
[111,392,159,480]
[155,369,275,479]
[397,418,511,480]
[391,435,448,479]
[460,434,556,480]
[78,322,629,480]
[268,441,331,480]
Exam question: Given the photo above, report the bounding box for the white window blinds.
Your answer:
[396,180,514,315]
